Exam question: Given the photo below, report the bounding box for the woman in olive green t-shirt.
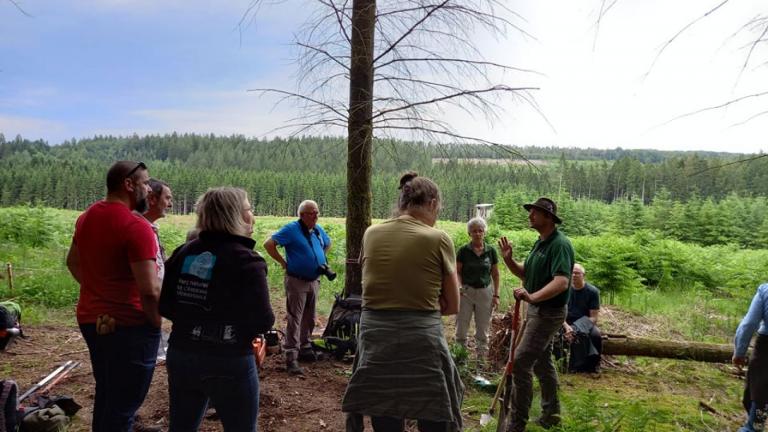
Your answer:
[342,172,463,432]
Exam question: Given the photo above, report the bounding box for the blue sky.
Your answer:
[1,0,766,153]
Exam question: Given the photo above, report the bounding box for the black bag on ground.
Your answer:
[0,379,18,432]
[0,302,22,351]
[320,293,361,360]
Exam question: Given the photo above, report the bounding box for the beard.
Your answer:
[134,197,148,214]
[133,186,149,213]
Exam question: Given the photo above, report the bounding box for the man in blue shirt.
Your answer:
[733,283,768,432]
[264,200,332,375]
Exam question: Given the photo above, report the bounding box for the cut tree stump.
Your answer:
[602,335,736,363]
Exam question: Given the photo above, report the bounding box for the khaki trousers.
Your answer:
[283,275,319,356]
[455,284,493,354]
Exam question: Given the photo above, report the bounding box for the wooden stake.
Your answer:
[5,263,12,293]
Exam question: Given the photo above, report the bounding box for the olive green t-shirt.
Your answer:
[523,229,574,308]
[362,216,456,311]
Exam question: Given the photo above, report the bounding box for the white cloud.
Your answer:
[0,115,68,141]
[0,87,61,109]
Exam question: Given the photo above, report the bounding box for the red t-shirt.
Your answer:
[74,201,157,326]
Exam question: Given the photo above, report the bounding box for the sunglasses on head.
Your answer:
[124,161,147,179]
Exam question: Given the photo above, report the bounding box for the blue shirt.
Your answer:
[271,220,331,280]
[734,283,768,358]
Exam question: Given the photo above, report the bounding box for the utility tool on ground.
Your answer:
[18,361,80,403]
[480,299,524,429]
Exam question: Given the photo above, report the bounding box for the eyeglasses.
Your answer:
[124,161,147,179]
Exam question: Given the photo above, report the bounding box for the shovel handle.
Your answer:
[503,299,522,376]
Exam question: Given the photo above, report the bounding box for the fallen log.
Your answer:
[602,336,735,363]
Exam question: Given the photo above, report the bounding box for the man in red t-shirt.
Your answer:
[66,161,162,432]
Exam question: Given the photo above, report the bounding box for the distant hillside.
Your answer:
[0,133,765,220]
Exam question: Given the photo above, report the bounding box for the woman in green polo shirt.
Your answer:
[455,217,500,360]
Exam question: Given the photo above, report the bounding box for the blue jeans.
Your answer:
[80,323,161,432]
[739,401,767,432]
[166,346,259,432]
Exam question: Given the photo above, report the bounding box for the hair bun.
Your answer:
[398,171,419,190]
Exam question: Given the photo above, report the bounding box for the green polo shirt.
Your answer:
[457,242,498,288]
[523,229,574,308]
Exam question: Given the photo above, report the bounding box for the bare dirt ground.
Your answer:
[0,305,743,431]
[1,320,353,432]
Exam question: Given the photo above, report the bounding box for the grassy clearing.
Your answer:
[456,355,745,431]
[0,207,754,430]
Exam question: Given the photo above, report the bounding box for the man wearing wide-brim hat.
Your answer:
[498,197,575,432]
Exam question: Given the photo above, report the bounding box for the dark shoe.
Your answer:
[133,423,164,432]
[534,414,562,429]
[298,347,322,362]
[297,348,316,362]
[286,358,304,375]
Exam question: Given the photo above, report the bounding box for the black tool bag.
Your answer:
[320,293,362,360]
[0,302,22,351]
[0,380,18,432]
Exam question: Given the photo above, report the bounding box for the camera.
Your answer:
[317,264,337,281]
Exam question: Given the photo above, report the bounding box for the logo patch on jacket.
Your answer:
[182,252,216,280]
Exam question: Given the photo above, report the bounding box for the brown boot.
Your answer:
[285,351,304,375]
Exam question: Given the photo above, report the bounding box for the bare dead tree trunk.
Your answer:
[344,0,376,296]
[244,2,534,298]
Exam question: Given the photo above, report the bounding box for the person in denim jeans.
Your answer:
[498,197,574,432]
[66,161,162,432]
[733,283,768,432]
[160,188,275,432]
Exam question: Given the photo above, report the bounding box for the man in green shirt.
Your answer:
[499,197,575,432]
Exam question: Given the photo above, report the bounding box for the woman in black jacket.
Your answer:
[160,187,274,432]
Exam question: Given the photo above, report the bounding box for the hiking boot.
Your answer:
[285,352,304,375]
[286,358,304,375]
[133,423,164,432]
[534,414,562,429]
[505,421,525,432]
[298,347,323,362]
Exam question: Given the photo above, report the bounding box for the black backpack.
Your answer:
[0,380,18,432]
[0,302,22,351]
[321,294,362,360]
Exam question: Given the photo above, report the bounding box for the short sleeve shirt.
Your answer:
[457,243,498,288]
[271,220,331,280]
[566,283,600,324]
[362,216,456,311]
[74,201,158,326]
[523,229,574,308]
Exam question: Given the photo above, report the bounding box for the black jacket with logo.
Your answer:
[160,231,275,356]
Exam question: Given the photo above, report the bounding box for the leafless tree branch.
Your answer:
[7,0,32,17]
[374,0,450,64]
[690,153,768,176]
[644,0,731,80]
[729,109,768,127]
[248,88,349,120]
[377,56,544,76]
[653,90,768,129]
[592,0,620,51]
[735,21,768,86]
[371,85,538,119]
